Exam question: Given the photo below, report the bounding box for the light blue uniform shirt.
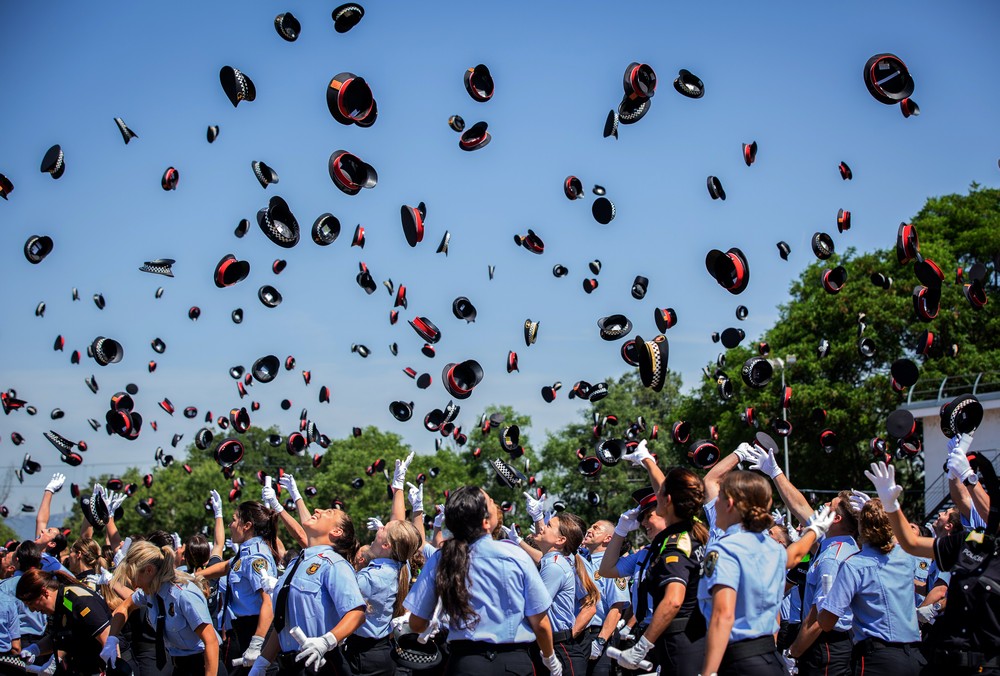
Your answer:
[698,523,786,641]
[0,591,20,652]
[912,554,932,605]
[926,560,950,591]
[819,544,920,643]
[588,552,628,628]
[0,572,47,636]
[356,558,402,639]
[803,535,858,632]
[271,545,365,652]
[222,536,276,625]
[404,535,552,644]
[781,585,803,624]
[133,581,219,657]
[539,551,578,633]
[614,546,651,614]
[41,553,73,576]
[703,499,726,544]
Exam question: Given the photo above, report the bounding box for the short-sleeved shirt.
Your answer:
[703,499,726,544]
[803,535,858,632]
[780,586,803,624]
[640,523,706,627]
[53,585,112,673]
[356,558,403,639]
[539,551,578,633]
[271,545,366,652]
[614,544,653,615]
[930,530,1000,652]
[587,551,628,628]
[0,592,20,652]
[0,572,47,637]
[405,534,552,644]
[222,536,276,625]
[912,554,932,605]
[820,544,920,643]
[697,523,786,642]
[40,553,73,576]
[133,581,219,656]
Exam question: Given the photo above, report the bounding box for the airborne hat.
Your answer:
[705,248,750,295]
[326,73,376,126]
[673,69,704,98]
[252,161,280,190]
[257,195,300,248]
[332,3,364,33]
[40,145,65,179]
[464,64,495,102]
[312,214,341,246]
[329,150,378,195]
[598,314,632,341]
[219,66,256,107]
[274,12,301,41]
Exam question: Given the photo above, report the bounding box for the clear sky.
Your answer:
[1,1,999,516]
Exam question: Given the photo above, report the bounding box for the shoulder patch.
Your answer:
[704,550,719,577]
[232,558,242,572]
[675,532,692,557]
[919,561,928,570]
[252,558,267,574]
[593,569,602,581]
[307,563,320,576]
[615,577,628,591]
[664,555,679,564]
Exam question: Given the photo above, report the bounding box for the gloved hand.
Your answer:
[279,474,302,503]
[617,620,632,642]
[20,644,39,665]
[406,481,425,514]
[590,636,607,659]
[433,505,446,530]
[262,483,283,513]
[957,432,975,455]
[771,509,785,526]
[392,452,415,490]
[296,631,338,670]
[171,532,182,551]
[805,505,836,540]
[947,448,976,484]
[748,445,783,479]
[99,635,119,667]
[247,656,271,676]
[209,489,224,519]
[419,599,444,644]
[734,442,756,464]
[864,461,903,512]
[916,602,941,625]
[541,651,563,676]
[367,517,384,532]
[225,538,235,553]
[238,635,265,666]
[622,439,653,467]
[615,506,642,537]
[787,526,801,543]
[500,523,522,544]
[847,489,871,513]
[781,649,798,675]
[112,537,132,568]
[616,635,653,669]
[45,473,66,494]
[24,655,56,675]
[105,490,127,515]
[260,571,279,594]
[94,567,113,585]
[524,491,546,523]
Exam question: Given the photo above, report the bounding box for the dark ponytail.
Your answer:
[436,486,488,630]
[330,512,360,563]
[661,467,710,545]
[237,501,279,558]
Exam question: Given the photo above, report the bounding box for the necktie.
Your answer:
[217,556,236,631]
[273,555,304,632]
[155,595,167,669]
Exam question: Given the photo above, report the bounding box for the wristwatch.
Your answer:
[593,637,607,652]
[964,473,980,486]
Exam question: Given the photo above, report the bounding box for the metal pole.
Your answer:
[781,361,792,525]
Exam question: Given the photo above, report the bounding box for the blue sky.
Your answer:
[1,1,999,515]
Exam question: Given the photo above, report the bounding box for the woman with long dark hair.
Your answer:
[697,471,833,676]
[15,568,115,675]
[100,541,223,675]
[403,486,562,675]
[616,467,709,674]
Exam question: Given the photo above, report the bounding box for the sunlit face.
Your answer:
[768,525,789,546]
[229,513,251,544]
[934,509,956,535]
[35,527,59,548]
[641,509,665,539]
[482,491,499,533]
[583,522,610,548]
[133,563,158,593]
[536,517,565,553]
[370,526,392,559]
[304,509,345,540]
[25,587,57,615]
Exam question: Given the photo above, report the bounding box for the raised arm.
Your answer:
[947,443,992,522]
[36,473,66,537]
[866,461,935,558]
[621,440,665,494]
[390,453,414,523]
[703,446,749,503]
[746,445,814,525]
[278,474,310,525]
[209,490,226,559]
[262,479,306,548]
[406,482,427,549]
[598,507,642,579]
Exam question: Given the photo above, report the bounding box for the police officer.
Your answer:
[617,468,709,675]
[580,520,629,676]
[201,500,279,674]
[248,505,366,676]
[0,589,21,675]
[868,457,1000,676]
[0,542,47,647]
[816,498,925,675]
[698,471,832,676]
[403,486,562,676]
[102,541,224,675]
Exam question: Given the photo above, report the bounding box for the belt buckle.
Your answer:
[485,649,497,661]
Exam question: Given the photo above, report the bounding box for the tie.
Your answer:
[218,557,235,631]
[273,555,304,632]
[155,595,167,669]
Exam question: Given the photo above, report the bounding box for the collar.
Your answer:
[370,557,402,568]
[819,535,855,553]
[723,522,745,537]
[302,544,334,557]
[239,536,263,553]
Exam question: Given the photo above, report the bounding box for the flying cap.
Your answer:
[219,66,256,107]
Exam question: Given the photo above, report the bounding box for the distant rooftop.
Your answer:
[904,371,1000,407]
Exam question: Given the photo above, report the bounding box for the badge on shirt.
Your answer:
[615,578,628,591]
[307,563,320,576]
[168,603,175,617]
[704,550,719,577]
[919,561,928,570]
[594,570,602,581]
[232,559,242,572]
[252,558,267,574]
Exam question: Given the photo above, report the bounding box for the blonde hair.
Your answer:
[105,541,208,609]
[720,471,774,533]
[383,520,422,617]
[858,499,895,554]
[72,537,110,572]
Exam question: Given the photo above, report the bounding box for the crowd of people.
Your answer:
[0,431,997,676]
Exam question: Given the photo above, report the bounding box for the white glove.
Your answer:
[407,481,424,514]
[238,635,265,666]
[622,439,653,467]
[171,532,182,551]
[864,461,903,512]
[260,572,279,594]
[916,602,940,625]
[500,524,522,544]
[45,473,66,494]
[541,651,563,676]
[616,635,653,669]
[524,491,546,523]
[392,452,415,490]
[262,484,283,513]
[24,655,56,675]
[748,445,783,479]
[94,567,113,585]
[787,526,801,543]
[771,509,785,526]
[782,649,798,675]
[957,432,975,455]
[848,489,871,513]
[805,505,836,540]
[279,474,302,503]
[105,490,127,515]
[734,442,755,464]
[617,620,632,642]
[99,635,119,667]
[209,489,224,519]
[615,506,642,537]
[367,517,384,532]
[112,537,132,567]
[20,644,39,664]
[433,506,446,530]
[247,656,271,676]
[419,599,444,644]
[296,632,338,670]
[590,637,606,659]
[947,448,976,484]
[225,538,235,553]
[391,613,414,637]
